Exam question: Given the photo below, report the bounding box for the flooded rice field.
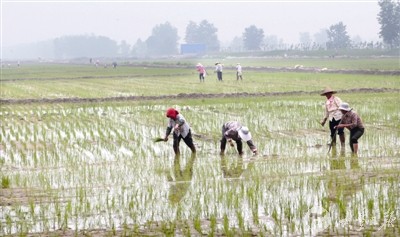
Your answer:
[1,95,399,236]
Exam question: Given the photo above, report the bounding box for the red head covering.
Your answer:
[166,108,179,119]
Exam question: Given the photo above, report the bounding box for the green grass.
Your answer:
[1,63,399,100]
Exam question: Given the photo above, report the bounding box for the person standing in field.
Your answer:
[215,62,223,81]
[335,102,365,155]
[236,63,243,80]
[164,108,196,155]
[196,63,206,82]
[220,121,257,156]
[320,87,345,147]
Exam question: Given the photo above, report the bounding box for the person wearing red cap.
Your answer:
[164,108,196,155]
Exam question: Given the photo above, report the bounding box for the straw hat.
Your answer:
[320,87,337,96]
[338,102,351,111]
[238,126,252,142]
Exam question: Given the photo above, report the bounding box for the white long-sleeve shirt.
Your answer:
[167,114,190,138]
[324,96,343,121]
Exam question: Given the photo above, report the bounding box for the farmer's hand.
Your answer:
[174,124,180,130]
[164,137,168,142]
[320,118,327,126]
[228,139,234,147]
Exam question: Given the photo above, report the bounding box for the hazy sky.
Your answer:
[2,1,380,47]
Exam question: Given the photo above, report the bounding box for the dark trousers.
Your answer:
[173,129,195,153]
[349,127,364,152]
[217,71,223,81]
[199,73,204,82]
[329,118,344,140]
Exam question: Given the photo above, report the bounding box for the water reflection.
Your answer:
[168,153,196,204]
[326,146,362,225]
[330,146,360,170]
[220,156,244,179]
[220,155,255,179]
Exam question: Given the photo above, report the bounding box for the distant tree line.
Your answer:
[3,0,398,59]
[54,35,118,58]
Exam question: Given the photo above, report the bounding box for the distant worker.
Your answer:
[236,63,243,80]
[215,62,223,81]
[196,63,206,82]
[220,121,257,156]
[112,62,117,69]
[335,102,365,155]
[164,108,196,155]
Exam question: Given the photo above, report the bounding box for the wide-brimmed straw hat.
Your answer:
[338,102,351,111]
[238,126,252,142]
[320,87,337,96]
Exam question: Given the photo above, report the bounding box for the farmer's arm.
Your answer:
[336,113,357,129]
[321,104,328,126]
[164,120,173,141]
[220,126,231,154]
[220,136,227,154]
[246,140,258,154]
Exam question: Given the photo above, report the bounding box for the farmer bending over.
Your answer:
[335,102,365,155]
[164,108,196,155]
[220,121,257,156]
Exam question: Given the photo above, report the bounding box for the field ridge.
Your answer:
[1,87,397,104]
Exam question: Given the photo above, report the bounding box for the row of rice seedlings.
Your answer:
[2,96,399,235]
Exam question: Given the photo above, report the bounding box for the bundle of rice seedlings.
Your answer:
[153,137,165,142]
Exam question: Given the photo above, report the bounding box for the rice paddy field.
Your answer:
[1,58,399,236]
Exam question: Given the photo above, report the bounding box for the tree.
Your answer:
[242,25,264,50]
[229,36,244,52]
[54,35,118,59]
[131,39,147,58]
[184,20,220,52]
[377,0,400,48]
[314,28,329,49]
[146,22,179,56]
[264,35,283,50]
[299,32,312,50]
[119,40,131,57]
[326,22,351,49]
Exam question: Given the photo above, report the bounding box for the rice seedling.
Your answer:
[1,61,399,236]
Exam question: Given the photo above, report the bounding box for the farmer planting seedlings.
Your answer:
[320,87,345,148]
[220,121,257,156]
[335,102,365,155]
[164,108,196,155]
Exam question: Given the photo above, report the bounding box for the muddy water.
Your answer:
[1,99,399,236]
